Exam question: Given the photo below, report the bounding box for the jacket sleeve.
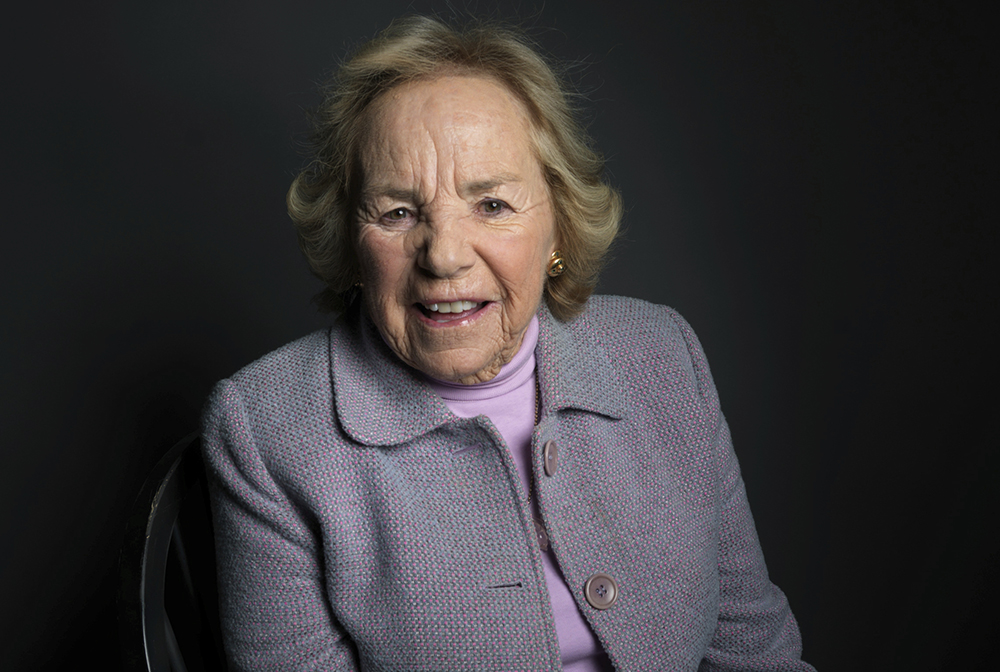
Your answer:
[201,379,359,671]
[667,308,816,672]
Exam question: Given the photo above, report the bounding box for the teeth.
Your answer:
[423,301,477,313]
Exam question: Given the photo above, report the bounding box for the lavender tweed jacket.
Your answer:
[202,295,814,671]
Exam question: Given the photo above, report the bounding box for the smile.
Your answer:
[416,300,489,323]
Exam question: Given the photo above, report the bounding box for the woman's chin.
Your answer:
[389,302,522,383]
[413,351,504,385]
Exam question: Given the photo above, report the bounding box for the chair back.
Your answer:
[118,433,226,671]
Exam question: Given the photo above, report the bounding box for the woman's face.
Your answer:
[356,75,557,384]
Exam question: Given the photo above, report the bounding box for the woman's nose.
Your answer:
[416,214,475,278]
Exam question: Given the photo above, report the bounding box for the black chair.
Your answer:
[118,433,227,671]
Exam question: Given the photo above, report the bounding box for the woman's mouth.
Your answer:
[417,300,488,323]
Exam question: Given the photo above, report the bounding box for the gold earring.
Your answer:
[547,251,566,277]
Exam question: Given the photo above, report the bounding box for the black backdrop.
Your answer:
[2,1,995,670]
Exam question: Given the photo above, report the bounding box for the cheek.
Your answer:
[359,245,408,333]
[497,244,547,297]
[358,230,402,286]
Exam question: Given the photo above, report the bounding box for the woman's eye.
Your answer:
[382,207,410,222]
[480,199,508,215]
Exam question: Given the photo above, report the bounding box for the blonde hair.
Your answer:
[287,15,622,321]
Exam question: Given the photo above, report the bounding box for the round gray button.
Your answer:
[584,573,619,610]
[543,439,558,477]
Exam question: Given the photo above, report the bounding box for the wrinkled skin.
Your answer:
[356,75,558,384]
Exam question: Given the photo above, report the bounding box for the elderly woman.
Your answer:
[202,16,814,672]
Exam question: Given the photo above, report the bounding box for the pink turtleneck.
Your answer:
[425,316,611,671]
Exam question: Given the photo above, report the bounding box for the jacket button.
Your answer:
[543,440,558,476]
[583,573,618,610]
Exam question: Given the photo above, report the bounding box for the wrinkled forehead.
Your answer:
[359,75,541,180]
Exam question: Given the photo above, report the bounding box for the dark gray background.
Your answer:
[1,1,995,669]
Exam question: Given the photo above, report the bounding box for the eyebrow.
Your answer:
[361,186,420,204]
[459,173,522,197]
[361,173,522,204]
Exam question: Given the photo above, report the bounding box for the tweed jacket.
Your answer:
[202,295,814,671]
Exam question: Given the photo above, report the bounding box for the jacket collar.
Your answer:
[534,304,626,422]
[330,301,625,447]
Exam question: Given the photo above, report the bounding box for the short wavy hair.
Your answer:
[287,15,622,321]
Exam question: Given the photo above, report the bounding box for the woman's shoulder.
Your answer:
[225,328,333,394]
[573,295,718,404]
[576,295,701,350]
[207,310,368,416]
